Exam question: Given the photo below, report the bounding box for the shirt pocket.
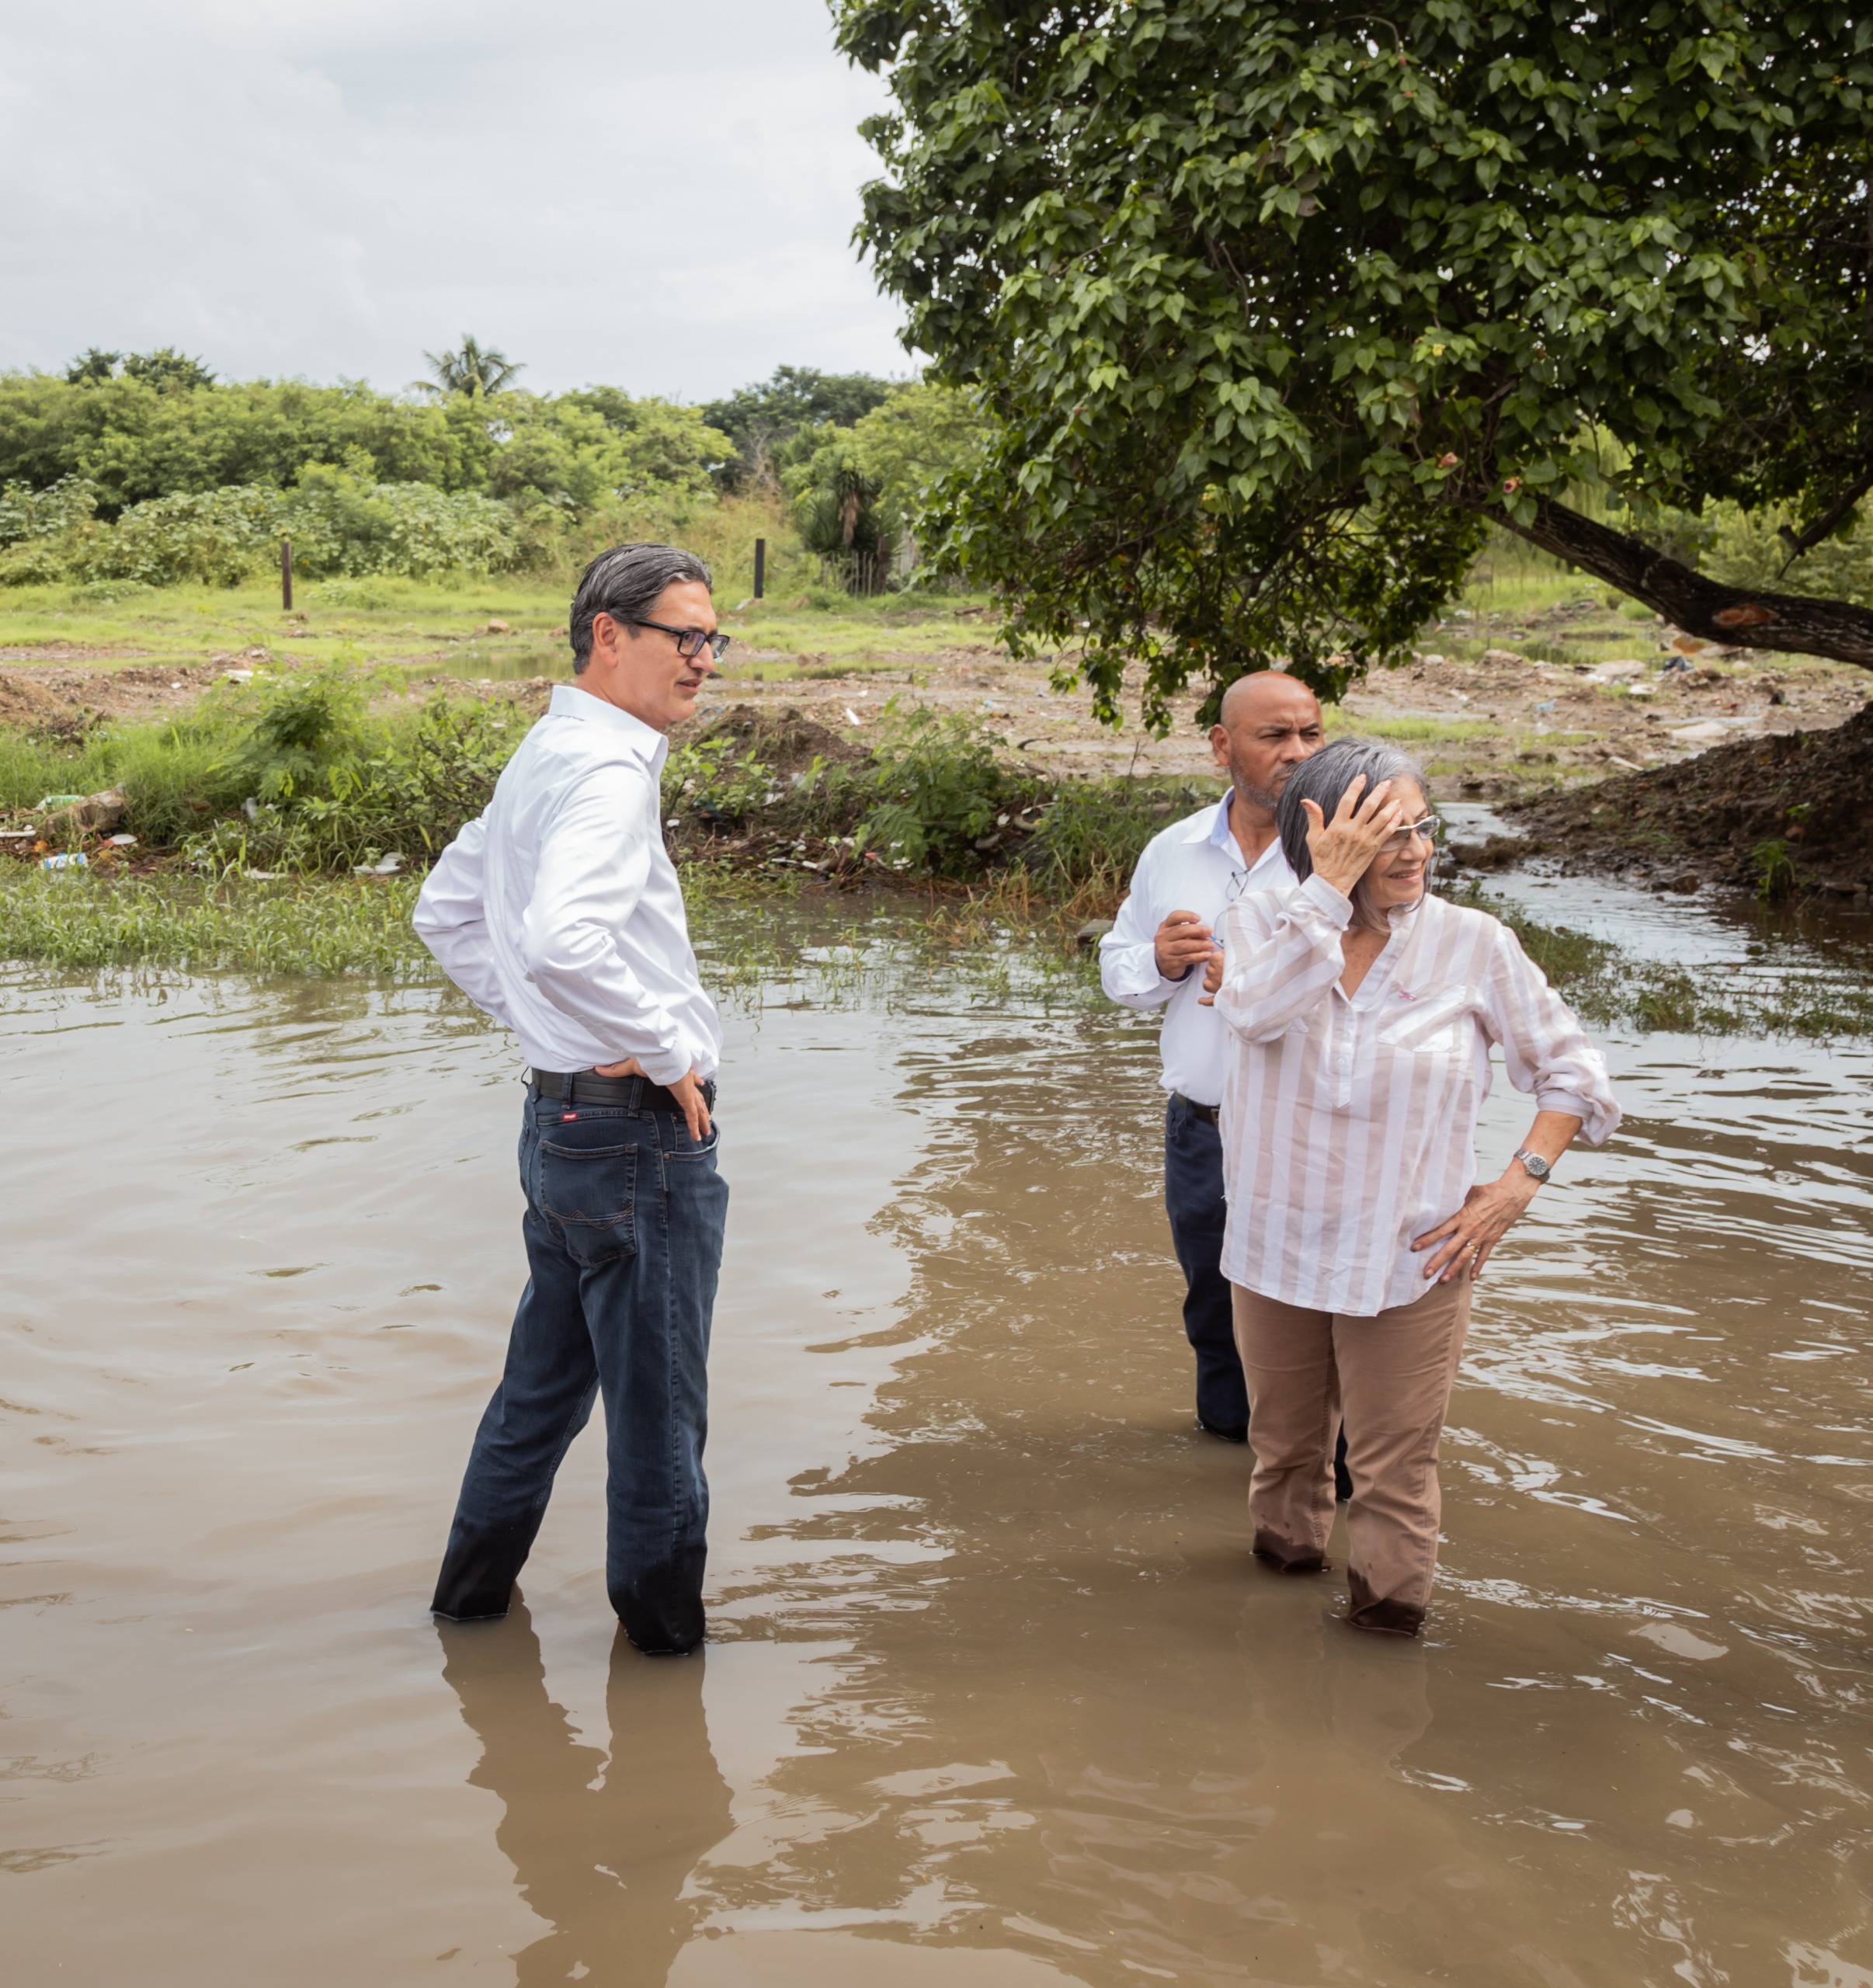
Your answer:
[1374,991,1472,1058]
[537,1136,639,1263]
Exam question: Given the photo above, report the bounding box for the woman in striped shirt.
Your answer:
[1208,739,1619,1637]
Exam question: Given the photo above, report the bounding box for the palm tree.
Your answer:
[412,335,524,399]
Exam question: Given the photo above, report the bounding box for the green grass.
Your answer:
[1327,714,1498,745]
[0,871,433,976]
[0,863,1104,1017]
[0,860,815,985]
[3,864,1867,1038]
[0,554,997,691]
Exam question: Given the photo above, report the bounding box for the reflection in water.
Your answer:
[696,1014,1873,1983]
[440,1606,731,1986]
[1,957,1870,1985]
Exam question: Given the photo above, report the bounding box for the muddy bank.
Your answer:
[1507,700,1873,899]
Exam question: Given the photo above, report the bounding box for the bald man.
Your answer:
[1100,673,1329,1443]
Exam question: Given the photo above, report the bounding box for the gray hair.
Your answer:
[1277,737,1431,931]
[569,542,713,672]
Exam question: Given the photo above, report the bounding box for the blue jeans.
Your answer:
[431,1087,729,1654]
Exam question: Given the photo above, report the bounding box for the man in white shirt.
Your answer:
[1100,673,1326,1444]
[415,543,729,1655]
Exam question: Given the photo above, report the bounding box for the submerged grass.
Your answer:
[1461,885,1873,1038]
[4,865,1868,1038]
[0,864,1107,1020]
[0,871,432,977]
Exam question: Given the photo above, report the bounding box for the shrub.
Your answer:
[662,735,784,828]
[182,690,524,874]
[280,467,520,579]
[9,472,523,588]
[0,473,99,547]
[77,485,279,586]
[837,704,1028,874]
[1022,782,1197,893]
[0,474,103,585]
[1752,837,1799,902]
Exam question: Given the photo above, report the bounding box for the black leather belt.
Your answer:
[1175,1093,1220,1127]
[530,1069,718,1114]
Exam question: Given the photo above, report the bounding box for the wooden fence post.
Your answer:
[280,537,293,612]
[752,537,766,599]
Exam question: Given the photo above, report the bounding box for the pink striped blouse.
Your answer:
[1214,876,1620,1315]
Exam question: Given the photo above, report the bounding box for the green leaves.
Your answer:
[838,0,1873,714]
[0,370,728,525]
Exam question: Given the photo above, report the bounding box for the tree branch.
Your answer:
[1492,496,1873,672]
[1777,460,1873,566]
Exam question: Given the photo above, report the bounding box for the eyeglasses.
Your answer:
[631,617,731,663]
[1379,816,1442,855]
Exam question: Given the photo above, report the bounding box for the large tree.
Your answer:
[834,0,1873,720]
[700,365,896,488]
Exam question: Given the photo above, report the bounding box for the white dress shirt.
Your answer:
[1098,794,1299,1107]
[414,684,722,1087]
[1214,876,1619,1315]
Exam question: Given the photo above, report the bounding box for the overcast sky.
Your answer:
[0,0,911,401]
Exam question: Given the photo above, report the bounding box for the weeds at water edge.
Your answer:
[1457,884,1873,1038]
[2,867,1865,1038]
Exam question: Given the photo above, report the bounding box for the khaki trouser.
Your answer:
[1231,1275,1472,1635]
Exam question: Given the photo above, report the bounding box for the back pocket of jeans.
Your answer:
[538,1138,638,1259]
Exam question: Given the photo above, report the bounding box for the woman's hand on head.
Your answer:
[1302,776,1408,898]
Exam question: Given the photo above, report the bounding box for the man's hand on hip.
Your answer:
[593,1057,714,1142]
[665,1070,713,1143]
[1154,909,1221,982]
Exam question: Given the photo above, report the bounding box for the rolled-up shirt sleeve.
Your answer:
[1215,874,1351,1042]
[1099,843,1182,1008]
[1482,925,1621,1145]
[413,815,516,1028]
[520,765,691,1086]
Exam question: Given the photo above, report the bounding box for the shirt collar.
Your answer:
[1179,794,1234,846]
[550,683,669,772]
[1187,791,1288,877]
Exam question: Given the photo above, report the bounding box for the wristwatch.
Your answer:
[1513,1149,1552,1181]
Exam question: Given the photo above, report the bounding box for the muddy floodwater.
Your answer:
[4,921,1871,1986]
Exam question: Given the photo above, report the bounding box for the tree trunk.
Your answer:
[1495,496,1873,672]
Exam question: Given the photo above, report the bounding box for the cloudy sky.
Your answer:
[0,0,910,401]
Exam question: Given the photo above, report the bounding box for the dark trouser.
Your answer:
[432,1088,729,1654]
[1164,1094,1251,1435]
[1163,1095,1350,1499]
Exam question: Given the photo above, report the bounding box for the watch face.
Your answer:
[1519,1152,1549,1177]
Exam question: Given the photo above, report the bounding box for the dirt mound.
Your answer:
[1510,702,1873,893]
[0,674,85,729]
[0,658,234,727]
[672,702,866,775]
